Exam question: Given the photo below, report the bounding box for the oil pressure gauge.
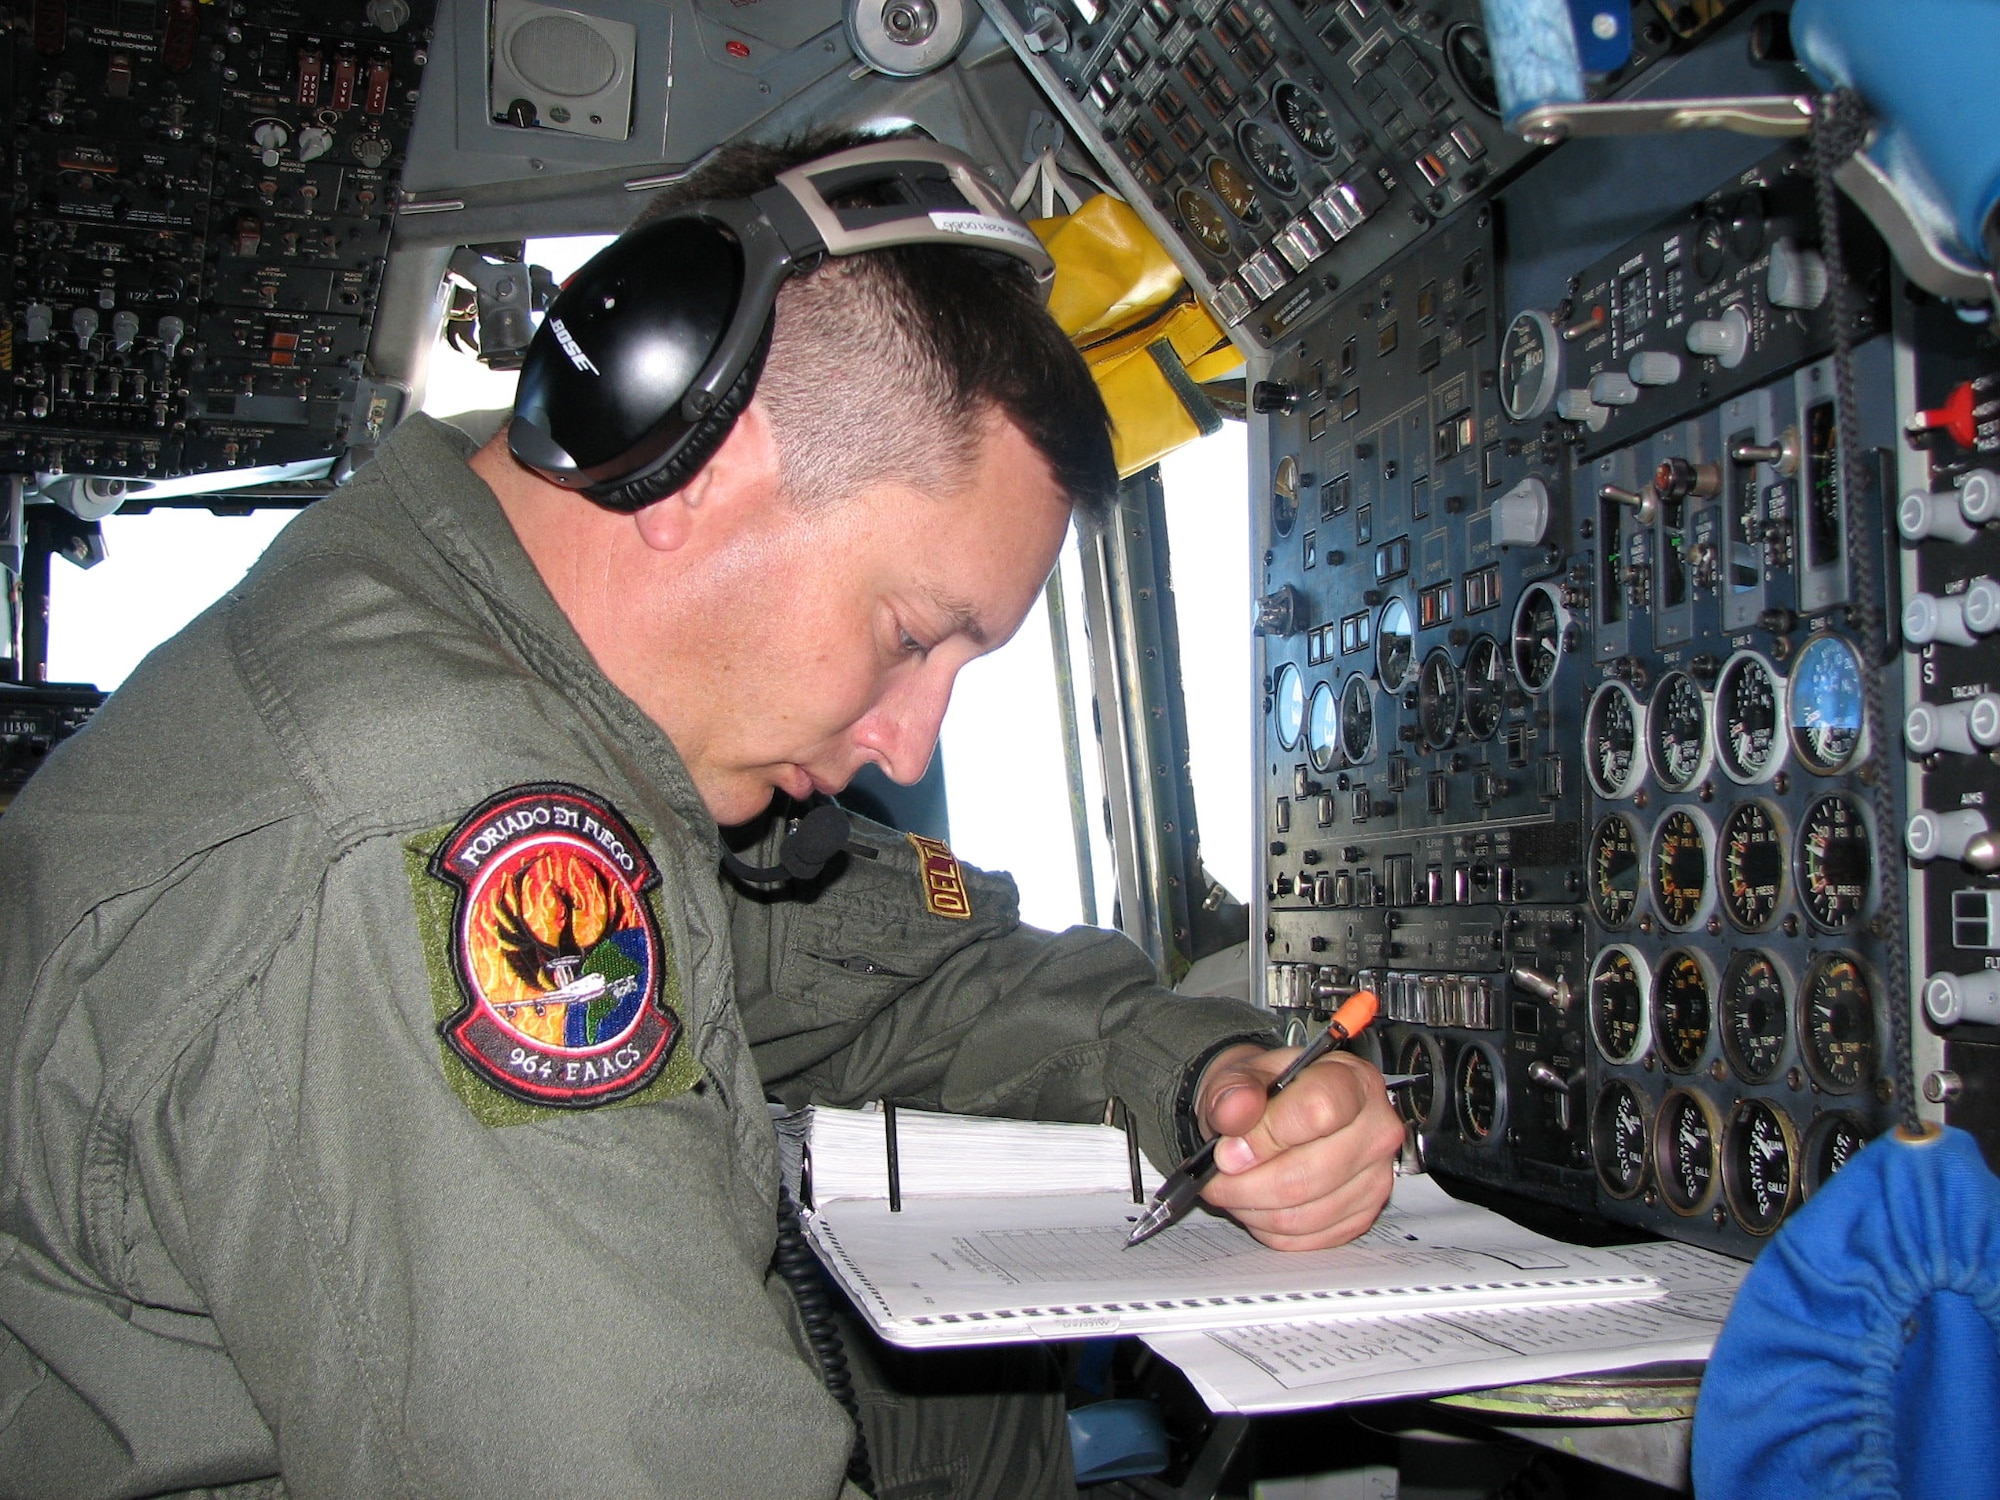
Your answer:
[1797,794,1871,932]
[1720,800,1784,932]
[1651,807,1713,930]
[1589,813,1642,927]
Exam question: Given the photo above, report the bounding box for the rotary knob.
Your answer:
[1491,475,1550,548]
[1588,371,1640,406]
[1904,580,2000,646]
[1900,488,1982,544]
[1766,238,1829,310]
[1906,808,2000,870]
[1685,305,1750,368]
[1906,694,2000,755]
[1924,971,2000,1028]
[1627,351,1682,386]
[1555,389,1609,431]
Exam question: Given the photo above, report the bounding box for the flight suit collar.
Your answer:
[374,414,720,845]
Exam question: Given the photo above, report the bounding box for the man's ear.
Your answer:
[633,400,781,554]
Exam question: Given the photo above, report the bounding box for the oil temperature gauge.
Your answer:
[1592,1080,1649,1199]
[1585,680,1644,798]
[1461,636,1504,741]
[1339,674,1377,764]
[1651,807,1712,930]
[1800,953,1874,1093]
[1652,949,1712,1073]
[1418,647,1460,750]
[1721,951,1788,1083]
[1720,800,1784,931]
[1509,583,1567,693]
[1647,671,1710,791]
[1272,661,1305,750]
[1716,651,1785,782]
[1589,813,1642,927]
[1590,944,1652,1064]
[1788,633,1865,773]
[1723,1098,1798,1235]
[1499,308,1562,422]
[1306,680,1339,773]
[1797,794,1871,931]
[1455,1044,1503,1142]
[1654,1088,1721,1216]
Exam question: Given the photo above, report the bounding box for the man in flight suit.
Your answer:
[0,134,1404,1498]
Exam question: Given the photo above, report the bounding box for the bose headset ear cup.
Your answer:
[587,317,774,513]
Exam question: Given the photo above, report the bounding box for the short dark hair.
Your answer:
[632,129,1117,522]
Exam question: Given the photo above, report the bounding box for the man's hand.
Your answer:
[1192,1043,1405,1251]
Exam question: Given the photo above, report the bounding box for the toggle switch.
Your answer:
[1903,580,2000,646]
[1905,694,2000,755]
[1923,971,2000,1028]
[1906,808,2000,870]
[1685,305,1750,368]
[1509,964,1572,1009]
[1599,482,1659,527]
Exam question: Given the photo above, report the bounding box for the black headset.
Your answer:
[508,140,1057,513]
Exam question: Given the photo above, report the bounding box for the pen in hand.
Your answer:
[1123,989,1382,1249]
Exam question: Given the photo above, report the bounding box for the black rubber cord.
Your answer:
[775,1186,876,1496]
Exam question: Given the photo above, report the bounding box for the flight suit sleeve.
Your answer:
[113,826,859,1499]
[731,827,1277,1175]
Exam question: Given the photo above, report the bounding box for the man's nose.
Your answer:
[855,666,958,785]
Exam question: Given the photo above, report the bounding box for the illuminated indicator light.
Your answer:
[726,39,751,58]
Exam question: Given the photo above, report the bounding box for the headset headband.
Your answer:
[507,140,1055,510]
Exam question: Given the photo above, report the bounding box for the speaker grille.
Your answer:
[505,14,618,98]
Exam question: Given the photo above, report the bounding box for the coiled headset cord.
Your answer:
[775,1185,877,1496]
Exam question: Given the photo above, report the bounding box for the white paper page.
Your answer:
[807,1172,1656,1346]
[803,1106,1165,1203]
[1139,1239,1747,1413]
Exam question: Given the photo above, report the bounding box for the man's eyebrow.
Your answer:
[929,590,988,646]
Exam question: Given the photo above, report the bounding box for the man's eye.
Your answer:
[899,631,929,658]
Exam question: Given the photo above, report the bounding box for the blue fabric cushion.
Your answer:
[1693,1126,2000,1498]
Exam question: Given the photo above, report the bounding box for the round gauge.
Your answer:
[1800,953,1874,1093]
[1654,1088,1721,1216]
[1788,634,1866,774]
[1377,597,1415,691]
[1797,794,1871,931]
[1727,190,1767,260]
[1647,671,1710,791]
[1272,661,1305,749]
[1339,673,1376,764]
[1498,308,1562,422]
[1272,81,1341,160]
[1693,214,1728,282]
[1652,950,1712,1073]
[1461,636,1504,741]
[1804,1112,1870,1196]
[1236,121,1301,197]
[1720,800,1785,932]
[1272,453,1300,538]
[1590,944,1651,1064]
[1443,23,1501,117]
[1721,951,1789,1083]
[1394,1033,1443,1129]
[1716,651,1785,783]
[1585,680,1645,798]
[1417,648,1460,751]
[1306,679,1339,773]
[1509,583,1566,693]
[1592,1080,1649,1200]
[1455,1044,1503,1142]
[1176,188,1234,256]
[1650,807,1712,931]
[1206,155,1263,224]
[1723,1098,1798,1236]
[1589,813,1642,927]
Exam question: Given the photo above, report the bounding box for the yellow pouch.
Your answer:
[1029,192,1244,479]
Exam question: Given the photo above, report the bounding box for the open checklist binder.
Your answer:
[786,1107,1660,1349]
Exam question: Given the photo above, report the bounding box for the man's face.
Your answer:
[670,416,1074,826]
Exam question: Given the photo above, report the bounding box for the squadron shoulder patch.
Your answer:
[906,832,972,920]
[429,784,681,1108]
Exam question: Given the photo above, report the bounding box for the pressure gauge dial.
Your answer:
[1716,651,1784,782]
[1650,807,1712,931]
[1455,1044,1503,1142]
[1509,582,1566,693]
[1306,679,1340,772]
[1800,953,1873,1093]
[1592,1080,1649,1200]
[1647,670,1710,792]
[1499,309,1562,422]
[1652,949,1712,1073]
[1461,636,1504,741]
[1586,680,1645,798]
[1207,156,1262,224]
[1272,661,1305,749]
[1720,800,1784,932]
[1788,633,1865,774]
[1339,673,1377,764]
[1590,944,1651,1064]
[1723,1098,1798,1235]
[1273,81,1342,159]
[1394,1033,1443,1129]
[1589,813,1642,927]
[1797,793,1870,932]
[1721,951,1788,1083]
[1654,1088,1721,1216]
[1418,647,1460,751]
[1177,189,1234,256]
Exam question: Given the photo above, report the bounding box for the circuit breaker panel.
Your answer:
[3,0,434,484]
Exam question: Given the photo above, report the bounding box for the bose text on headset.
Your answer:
[506,138,1059,516]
